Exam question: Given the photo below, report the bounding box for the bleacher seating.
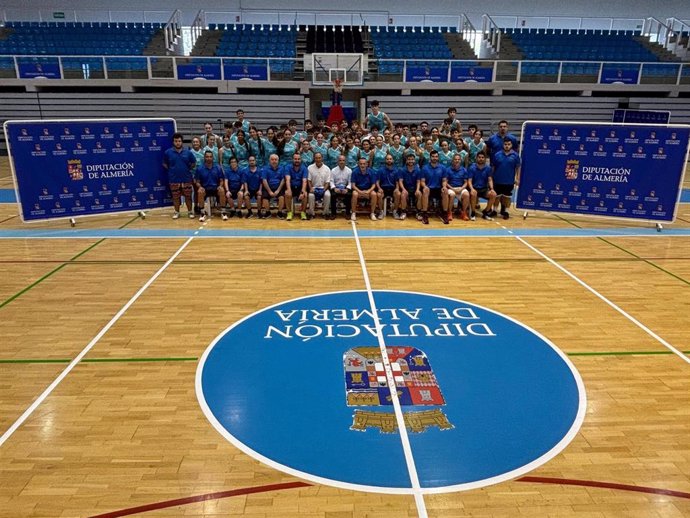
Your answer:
[0,21,160,56]
[505,29,659,62]
[213,24,296,75]
[371,27,455,75]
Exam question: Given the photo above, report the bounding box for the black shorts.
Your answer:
[495,183,514,197]
[476,188,490,200]
[227,189,242,199]
[246,188,262,199]
[266,185,284,198]
[381,187,396,199]
[202,187,219,199]
[429,188,442,201]
[289,185,304,197]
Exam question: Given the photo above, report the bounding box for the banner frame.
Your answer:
[517,120,690,226]
[4,117,177,225]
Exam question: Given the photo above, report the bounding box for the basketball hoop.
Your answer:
[332,77,343,93]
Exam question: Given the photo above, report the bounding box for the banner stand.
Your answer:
[516,120,690,233]
[4,118,176,224]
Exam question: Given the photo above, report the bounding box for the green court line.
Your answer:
[3,352,690,364]
[597,237,690,287]
[0,215,140,309]
[0,357,198,364]
[551,213,690,286]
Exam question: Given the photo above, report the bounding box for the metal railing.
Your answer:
[2,54,689,85]
[0,8,175,24]
[665,17,690,59]
[163,10,182,53]
[481,14,502,53]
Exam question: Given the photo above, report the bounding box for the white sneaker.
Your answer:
[172,211,180,220]
[370,213,377,221]
[199,212,207,222]
[401,212,407,220]
[393,211,401,220]
[222,213,228,221]
[350,212,357,221]
[188,212,195,219]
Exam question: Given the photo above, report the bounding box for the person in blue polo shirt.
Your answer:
[241,155,262,219]
[420,150,450,224]
[491,138,521,219]
[223,156,244,218]
[446,153,472,221]
[397,153,420,220]
[163,132,196,219]
[284,152,309,221]
[486,120,519,162]
[375,153,399,220]
[195,150,227,222]
[468,151,497,220]
[261,153,287,219]
[350,157,381,222]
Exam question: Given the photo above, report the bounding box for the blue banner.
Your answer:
[18,63,62,79]
[176,63,221,80]
[405,66,448,82]
[223,64,268,81]
[5,119,175,222]
[451,66,492,83]
[517,122,690,223]
[600,66,639,84]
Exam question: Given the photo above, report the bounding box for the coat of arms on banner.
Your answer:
[565,159,579,180]
[344,346,453,433]
[67,159,83,181]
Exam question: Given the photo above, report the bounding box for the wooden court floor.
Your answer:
[0,157,689,517]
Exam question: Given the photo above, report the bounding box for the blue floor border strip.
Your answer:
[1,227,690,239]
[2,188,690,203]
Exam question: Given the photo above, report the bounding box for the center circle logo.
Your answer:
[196,290,586,493]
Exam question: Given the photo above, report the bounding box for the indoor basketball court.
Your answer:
[0,151,689,517]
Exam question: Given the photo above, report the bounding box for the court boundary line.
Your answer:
[0,234,197,448]
[351,221,429,518]
[506,224,690,365]
[88,475,690,517]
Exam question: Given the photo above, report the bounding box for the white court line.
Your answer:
[499,222,690,365]
[0,235,196,448]
[351,221,429,518]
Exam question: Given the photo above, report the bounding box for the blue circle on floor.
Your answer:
[197,291,585,493]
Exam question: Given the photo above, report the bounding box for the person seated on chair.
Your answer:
[241,155,262,219]
[420,150,449,224]
[446,153,472,222]
[195,150,227,222]
[222,156,244,218]
[376,153,399,219]
[350,157,381,222]
[329,154,352,220]
[397,153,421,220]
[260,153,287,219]
[284,152,308,221]
[307,152,332,219]
[468,151,497,220]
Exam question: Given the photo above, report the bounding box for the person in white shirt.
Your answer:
[329,154,352,220]
[307,152,332,219]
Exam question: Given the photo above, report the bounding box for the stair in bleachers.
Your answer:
[443,33,478,60]
[495,33,525,60]
[633,36,680,62]
[142,29,173,56]
[190,29,223,57]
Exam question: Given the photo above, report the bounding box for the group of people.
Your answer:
[162,104,522,223]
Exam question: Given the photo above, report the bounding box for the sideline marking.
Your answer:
[89,475,690,517]
[500,222,690,365]
[0,235,196,448]
[88,481,312,518]
[351,222,428,518]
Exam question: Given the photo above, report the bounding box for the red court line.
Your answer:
[88,481,311,518]
[517,476,690,499]
[90,476,690,517]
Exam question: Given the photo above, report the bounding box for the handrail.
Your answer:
[189,9,205,52]
[665,17,690,59]
[481,14,501,53]
[163,9,182,53]
[0,9,175,23]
